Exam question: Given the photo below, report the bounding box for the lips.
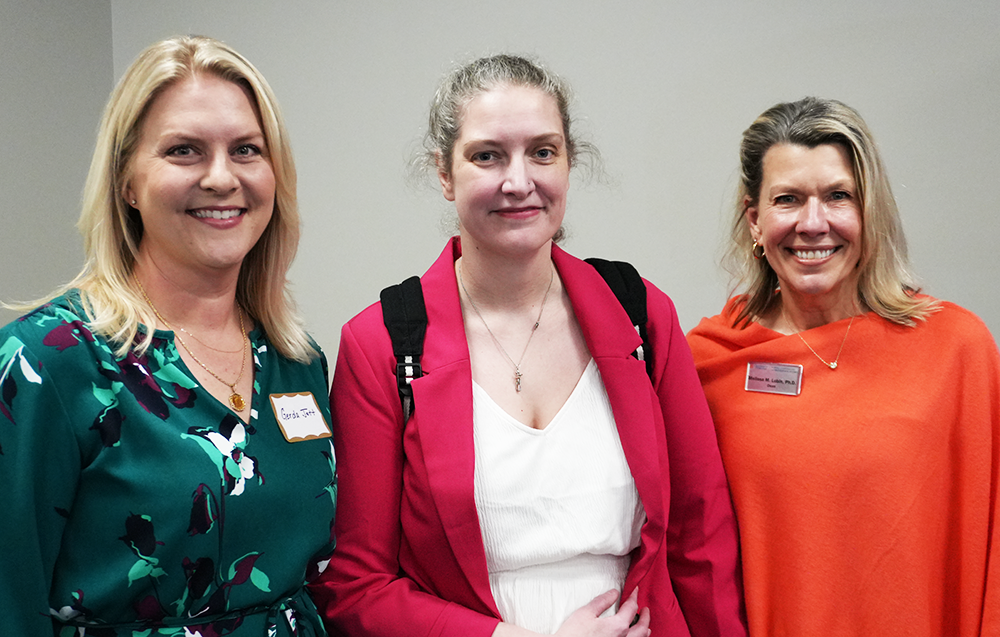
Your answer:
[493,206,542,215]
[189,208,245,220]
[791,247,838,260]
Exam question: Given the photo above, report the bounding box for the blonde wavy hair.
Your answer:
[725,97,939,327]
[21,35,315,362]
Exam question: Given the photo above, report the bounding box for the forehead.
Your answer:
[456,84,563,140]
[140,73,262,135]
[761,143,855,184]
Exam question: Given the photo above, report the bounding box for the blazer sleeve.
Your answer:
[645,285,747,637]
[309,313,500,637]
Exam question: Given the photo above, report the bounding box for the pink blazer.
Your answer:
[311,239,745,637]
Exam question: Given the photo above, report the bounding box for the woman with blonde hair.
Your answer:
[313,54,745,637]
[687,96,999,635]
[0,36,335,636]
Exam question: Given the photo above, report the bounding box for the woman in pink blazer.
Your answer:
[311,55,745,637]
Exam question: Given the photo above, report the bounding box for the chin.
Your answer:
[784,275,857,301]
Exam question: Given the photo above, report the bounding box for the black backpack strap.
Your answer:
[380,276,427,422]
[584,258,652,379]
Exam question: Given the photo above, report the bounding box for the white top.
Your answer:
[472,359,646,634]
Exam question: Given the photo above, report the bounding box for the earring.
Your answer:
[751,240,765,259]
[130,199,136,206]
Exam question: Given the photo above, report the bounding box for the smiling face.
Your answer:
[746,143,863,316]
[438,84,570,259]
[125,73,275,278]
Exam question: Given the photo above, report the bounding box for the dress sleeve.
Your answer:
[0,329,82,634]
[310,318,500,637]
[644,286,747,637]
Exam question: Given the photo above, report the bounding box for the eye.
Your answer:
[166,144,195,157]
[830,190,851,201]
[471,151,497,163]
[535,148,554,160]
[774,194,796,204]
[234,143,263,157]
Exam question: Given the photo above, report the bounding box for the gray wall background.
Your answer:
[3,0,998,358]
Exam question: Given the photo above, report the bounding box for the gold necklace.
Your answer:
[796,316,855,370]
[176,326,244,354]
[459,262,554,393]
[136,279,249,411]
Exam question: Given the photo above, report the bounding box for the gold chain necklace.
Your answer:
[176,325,244,354]
[136,279,249,411]
[796,316,855,370]
[459,262,554,393]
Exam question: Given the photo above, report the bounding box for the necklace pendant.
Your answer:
[828,362,837,370]
[514,369,522,393]
[229,392,246,412]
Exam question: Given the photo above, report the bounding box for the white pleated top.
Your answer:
[472,359,646,634]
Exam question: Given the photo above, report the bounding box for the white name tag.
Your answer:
[269,392,331,442]
[745,362,802,396]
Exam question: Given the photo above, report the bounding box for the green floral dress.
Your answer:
[0,292,336,636]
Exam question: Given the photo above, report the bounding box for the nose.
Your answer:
[200,152,239,193]
[501,156,534,198]
[796,197,830,235]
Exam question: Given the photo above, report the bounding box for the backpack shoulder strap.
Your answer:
[380,275,427,421]
[584,258,653,378]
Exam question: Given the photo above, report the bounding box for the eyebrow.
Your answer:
[462,132,565,148]
[767,178,856,194]
[155,130,266,145]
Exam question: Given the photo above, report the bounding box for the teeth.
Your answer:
[794,248,835,260]
[191,209,242,220]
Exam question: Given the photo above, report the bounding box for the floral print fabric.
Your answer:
[0,292,336,636]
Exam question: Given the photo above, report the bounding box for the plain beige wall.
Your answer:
[0,0,111,323]
[3,1,998,357]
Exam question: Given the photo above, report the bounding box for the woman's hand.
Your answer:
[492,589,650,637]
[555,589,650,637]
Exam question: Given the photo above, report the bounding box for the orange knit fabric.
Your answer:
[687,298,1000,636]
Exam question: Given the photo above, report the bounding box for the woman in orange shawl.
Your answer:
[687,97,999,636]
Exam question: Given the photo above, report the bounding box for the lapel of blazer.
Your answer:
[407,239,500,615]
[553,247,667,587]
[406,240,667,613]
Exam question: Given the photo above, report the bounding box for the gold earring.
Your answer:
[751,240,765,259]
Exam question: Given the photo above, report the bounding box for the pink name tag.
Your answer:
[745,362,802,396]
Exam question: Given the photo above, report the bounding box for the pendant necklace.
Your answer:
[459,262,554,393]
[136,279,249,411]
[796,316,855,370]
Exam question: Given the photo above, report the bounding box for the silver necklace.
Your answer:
[458,262,554,393]
[796,316,855,370]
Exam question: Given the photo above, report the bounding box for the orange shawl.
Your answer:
[687,297,1000,636]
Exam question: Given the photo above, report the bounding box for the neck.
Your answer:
[133,254,242,331]
[770,291,862,334]
[457,239,555,310]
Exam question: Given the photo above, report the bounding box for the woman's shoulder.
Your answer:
[686,297,748,340]
[911,296,997,346]
[553,246,681,316]
[1,291,95,353]
[341,298,391,340]
[0,292,113,415]
[341,241,458,348]
[926,296,988,324]
[684,296,776,365]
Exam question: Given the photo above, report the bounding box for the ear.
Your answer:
[122,183,136,208]
[436,152,456,202]
[744,195,761,241]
